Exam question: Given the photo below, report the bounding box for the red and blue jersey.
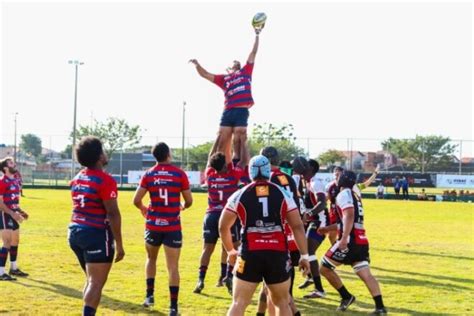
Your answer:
[70,169,118,229]
[214,63,254,110]
[0,175,21,211]
[139,164,190,232]
[206,164,243,213]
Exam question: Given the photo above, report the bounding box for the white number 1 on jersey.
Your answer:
[259,197,269,217]
[159,188,168,206]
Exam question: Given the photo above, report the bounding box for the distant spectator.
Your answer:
[401,176,409,200]
[417,188,428,201]
[376,184,385,199]
[393,176,401,198]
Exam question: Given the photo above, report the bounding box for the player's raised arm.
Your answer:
[360,165,380,189]
[247,34,260,64]
[189,59,215,82]
[206,134,221,168]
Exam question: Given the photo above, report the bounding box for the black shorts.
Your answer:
[220,107,250,127]
[324,240,370,265]
[0,212,19,231]
[235,251,292,285]
[203,212,240,244]
[289,250,300,267]
[68,225,115,271]
[145,229,182,248]
[306,222,325,243]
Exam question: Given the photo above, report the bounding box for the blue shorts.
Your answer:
[203,212,240,244]
[220,108,250,127]
[306,223,326,243]
[68,224,115,271]
[145,230,182,248]
[0,212,19,231]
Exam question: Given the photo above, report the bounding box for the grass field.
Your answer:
[0,189,472,315]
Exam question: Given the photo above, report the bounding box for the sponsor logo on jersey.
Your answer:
[256,185,269,197]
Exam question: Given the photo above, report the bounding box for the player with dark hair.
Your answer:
[133,142,193,316]
[193,138,248,295]
[0,157,28,281]
[298,158,328,299]
[189,27,262,168]
[68,136,125,315]
[257,147,302,316]
[219,155,310,316]
[318,170,387,314]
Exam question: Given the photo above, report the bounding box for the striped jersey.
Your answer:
[70,168,118,229]
[213,63,254,110]
[139,164,190,232]
[224,180,298,252]
[206,164,243,213]
[0,175,21,211]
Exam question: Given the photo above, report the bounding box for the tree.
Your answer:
[174,141,214,170]
[61,144,73,159]
[20,134,42,157]
[318,149,345,166]
[249,123,305,162]
[381,135,457,172]
[74,117,142,158]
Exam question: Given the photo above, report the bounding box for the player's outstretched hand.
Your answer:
[115,244,125,263]
[299,258,310,277]
[189,59,199,66]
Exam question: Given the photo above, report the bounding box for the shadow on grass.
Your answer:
[14,278,166,315]
[373,247,473,261]
[372,266,474,286]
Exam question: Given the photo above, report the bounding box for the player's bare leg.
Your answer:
[8,229,26,276]
[217,244,228,286]
[217,127,233,163]
[256,285,268,315]
[164,245,181,315]
[328,231,337,245]
[304,238,325,298]
[354,262,386,314]
[266,279,292,316]
[84,262,112,311]
[227,278,259,316]
[233,127,248,167]
[320,259,356,312]
[144,243,160,307]
[0,229,14,280]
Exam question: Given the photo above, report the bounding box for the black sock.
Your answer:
[83,306,96,316]
[373,295,385,309]
[256,313,265,316]
[313,275,324,292]
[337,285,352,300]
[220,263,227,279]
[169,286,179,310]
[146,278,155,297]
[199,265,207,280]
[294,312,301,316]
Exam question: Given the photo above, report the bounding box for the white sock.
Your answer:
[0,266,4,275]
[10,261,17,270]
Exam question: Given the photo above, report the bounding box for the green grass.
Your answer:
[1,189,473,315]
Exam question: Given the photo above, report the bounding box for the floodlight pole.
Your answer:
[69,60,83,179]
[13,112,18,163]
[181,101,186,168]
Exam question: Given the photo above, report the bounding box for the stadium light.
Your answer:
[68,60,84,179]
[181,101,186,168]
[13,112,18,163]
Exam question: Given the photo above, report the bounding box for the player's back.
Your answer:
[226,180,297,252]
[206,164,241,213]
[70,168,117,229]
[140,163,189,232]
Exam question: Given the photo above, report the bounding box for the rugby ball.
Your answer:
[252,12,267,28]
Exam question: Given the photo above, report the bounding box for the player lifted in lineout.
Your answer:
[189,15,265,169]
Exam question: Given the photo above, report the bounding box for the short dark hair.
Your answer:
[0,157,13,173]
[75,136,104,168]
[260,146,279,166]
[279,160,292,169]
[308,159,320,175]
[152,142,170,162]
[209,152,226,172]
[333,166,344,172]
